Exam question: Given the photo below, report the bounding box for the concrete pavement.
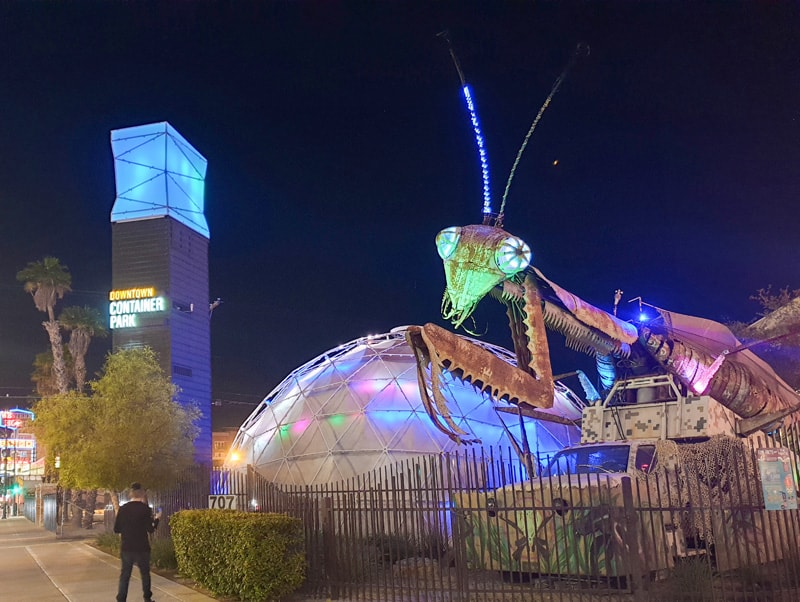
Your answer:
[0,515,216,601]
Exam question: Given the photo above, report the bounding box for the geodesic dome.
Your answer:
[228,326,583,485]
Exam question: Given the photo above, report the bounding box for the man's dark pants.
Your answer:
[116,549,152,601]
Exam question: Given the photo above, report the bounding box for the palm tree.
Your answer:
[60,305,108,391]
[17,257,72,394]
[31,349,74,396]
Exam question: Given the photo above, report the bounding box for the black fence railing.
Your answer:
[128,424,800,601]
[147,465,211,537]
[230,431,800,601]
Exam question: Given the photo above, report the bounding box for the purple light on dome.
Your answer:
[292,419,311,435]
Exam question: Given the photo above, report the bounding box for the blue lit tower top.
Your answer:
[110,122,209,238]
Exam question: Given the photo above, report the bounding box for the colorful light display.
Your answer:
[229,327,583,486]
[110,122,209,238]
[1,409,37,477]
[108,287,167,329]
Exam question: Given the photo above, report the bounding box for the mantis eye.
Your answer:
[436,227,461,260]
[495,236,531,275]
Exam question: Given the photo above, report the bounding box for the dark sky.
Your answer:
[1,2,799,427]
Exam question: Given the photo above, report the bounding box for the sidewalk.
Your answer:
[0,515,216,601]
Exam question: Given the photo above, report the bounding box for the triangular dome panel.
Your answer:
[384,418,444,455]
[336,414,386,451]
[315,413,359,449]
[361,380,410,412]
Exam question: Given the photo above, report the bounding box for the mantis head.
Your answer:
[436,224,532,330]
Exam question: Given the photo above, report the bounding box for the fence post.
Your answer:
[621,476,645,599]
[446,454,469,601]
[322,496,339,600]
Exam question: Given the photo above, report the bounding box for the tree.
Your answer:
[60,305,108,391]
[729,286,800,390]
[17,257,72,394]
[751,285,800,317]
[31,349,74,396]
[30,390,96,486]
[32,347,199,511]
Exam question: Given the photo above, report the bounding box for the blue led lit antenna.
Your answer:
[440,34,588,228]
[438,31,494,222]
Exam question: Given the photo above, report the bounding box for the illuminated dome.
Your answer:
[229,326,583,485]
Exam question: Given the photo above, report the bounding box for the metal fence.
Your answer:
[22,489,57,532]
[142,426,800,601]
[147,465,211,537]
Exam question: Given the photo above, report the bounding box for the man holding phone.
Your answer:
[114,482,162,602]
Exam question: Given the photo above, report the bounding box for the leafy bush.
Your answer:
[95,531,121,556]
[367,533,417,564]
[150,536,177,570]
[654,557,713,601]
[333,537,382,583]
[170,510,305,601]
[95,531,176,570]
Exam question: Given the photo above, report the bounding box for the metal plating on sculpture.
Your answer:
[407,42,800,443]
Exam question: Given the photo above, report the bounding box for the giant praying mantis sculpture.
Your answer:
[406,40,800,444]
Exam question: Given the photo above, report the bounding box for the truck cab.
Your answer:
[541,439,662,478]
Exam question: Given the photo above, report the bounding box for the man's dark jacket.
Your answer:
[113,500,159,553]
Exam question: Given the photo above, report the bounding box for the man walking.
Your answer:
[114,482,161,602]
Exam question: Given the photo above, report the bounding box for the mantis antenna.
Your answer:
[438,30,494,220]
[498,43,589,226]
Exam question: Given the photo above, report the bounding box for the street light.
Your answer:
[1,441,8,520]
[10,444,17,516]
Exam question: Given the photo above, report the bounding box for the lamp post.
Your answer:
[1,442,8,520]
[54,455,62,531]
[11,444,17,517]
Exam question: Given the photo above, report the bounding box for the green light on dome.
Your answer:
[328,414,346,427]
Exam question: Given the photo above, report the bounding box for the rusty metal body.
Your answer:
[407,222,800,441]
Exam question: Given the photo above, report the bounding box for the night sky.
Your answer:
[1,3,799,428]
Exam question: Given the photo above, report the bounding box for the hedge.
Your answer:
[170,510,305,601]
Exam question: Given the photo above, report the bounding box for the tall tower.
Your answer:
[109,122,211,464]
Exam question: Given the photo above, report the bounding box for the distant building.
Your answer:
[1,409,37,478]
[212,427,239,469]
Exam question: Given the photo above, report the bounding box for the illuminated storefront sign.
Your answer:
[0,409,33,430]
[109,287,167,329]
[0,410,37,478]
[0,439,35,450]
[109,287,156,301]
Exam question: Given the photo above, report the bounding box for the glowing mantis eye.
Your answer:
[436,227,461,260]
[495,236,532,275]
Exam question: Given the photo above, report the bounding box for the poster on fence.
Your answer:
[756,448,797,510]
